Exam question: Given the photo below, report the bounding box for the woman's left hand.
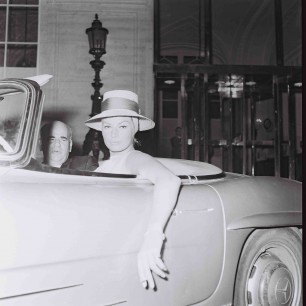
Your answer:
[137,228,168,289]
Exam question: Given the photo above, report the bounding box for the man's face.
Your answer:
[42,122,71,167]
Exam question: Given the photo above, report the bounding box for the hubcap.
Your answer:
[247,252,294,305]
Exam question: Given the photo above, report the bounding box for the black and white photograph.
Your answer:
[0,0,302,305]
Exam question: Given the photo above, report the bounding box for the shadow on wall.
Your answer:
[40,111,80,128]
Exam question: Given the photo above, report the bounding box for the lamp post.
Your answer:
[86,14,109,117]
[82,14,109,159]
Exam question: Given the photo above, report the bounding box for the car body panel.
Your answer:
[0,167,225,305]
[0,78,302,306]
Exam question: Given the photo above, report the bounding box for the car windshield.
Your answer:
[0,88,25,154]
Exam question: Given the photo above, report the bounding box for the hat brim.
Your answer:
[85,109,155,131]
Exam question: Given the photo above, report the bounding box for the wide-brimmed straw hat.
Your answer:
[85,90,155,131]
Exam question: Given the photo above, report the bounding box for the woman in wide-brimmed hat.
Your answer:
[85,90,181,290]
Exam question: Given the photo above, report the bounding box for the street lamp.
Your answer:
[86,14,109,117]
[82,14,109,159]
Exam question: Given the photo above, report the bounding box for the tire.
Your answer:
[233,227,302,306]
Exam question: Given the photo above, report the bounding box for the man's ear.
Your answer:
[69,139,73,152]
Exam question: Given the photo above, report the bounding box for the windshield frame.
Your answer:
[0,79,43,168]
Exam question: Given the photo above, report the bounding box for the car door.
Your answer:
[1,168,225,306]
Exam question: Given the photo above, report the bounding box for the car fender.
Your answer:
[207,176,302,230]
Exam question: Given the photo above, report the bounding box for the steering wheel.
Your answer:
[0,135,13,153]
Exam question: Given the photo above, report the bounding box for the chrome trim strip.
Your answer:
[0,284,83,300]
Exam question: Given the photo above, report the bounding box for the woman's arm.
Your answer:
[127,151,181,289]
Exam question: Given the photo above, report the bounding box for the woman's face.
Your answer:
[101,117,135,153]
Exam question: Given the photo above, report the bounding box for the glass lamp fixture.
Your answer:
[86,14,109,57]
[216,75,244,98]
[164,80,175,85]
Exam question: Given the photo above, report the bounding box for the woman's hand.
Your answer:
[137,226,168,289]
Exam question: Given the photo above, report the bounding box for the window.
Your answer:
[162,90,178,119]
[0,0,39,68]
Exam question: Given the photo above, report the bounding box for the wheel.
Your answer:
[233,227,302,306]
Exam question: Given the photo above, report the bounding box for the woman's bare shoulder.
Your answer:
[128,150,159,163]
[127,150,176,178]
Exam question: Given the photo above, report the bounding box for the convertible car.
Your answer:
[0,77,302,306]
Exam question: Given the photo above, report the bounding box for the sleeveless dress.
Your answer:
[94,149,136,174]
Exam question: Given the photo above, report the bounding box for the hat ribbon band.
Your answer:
[102,97,140,114]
